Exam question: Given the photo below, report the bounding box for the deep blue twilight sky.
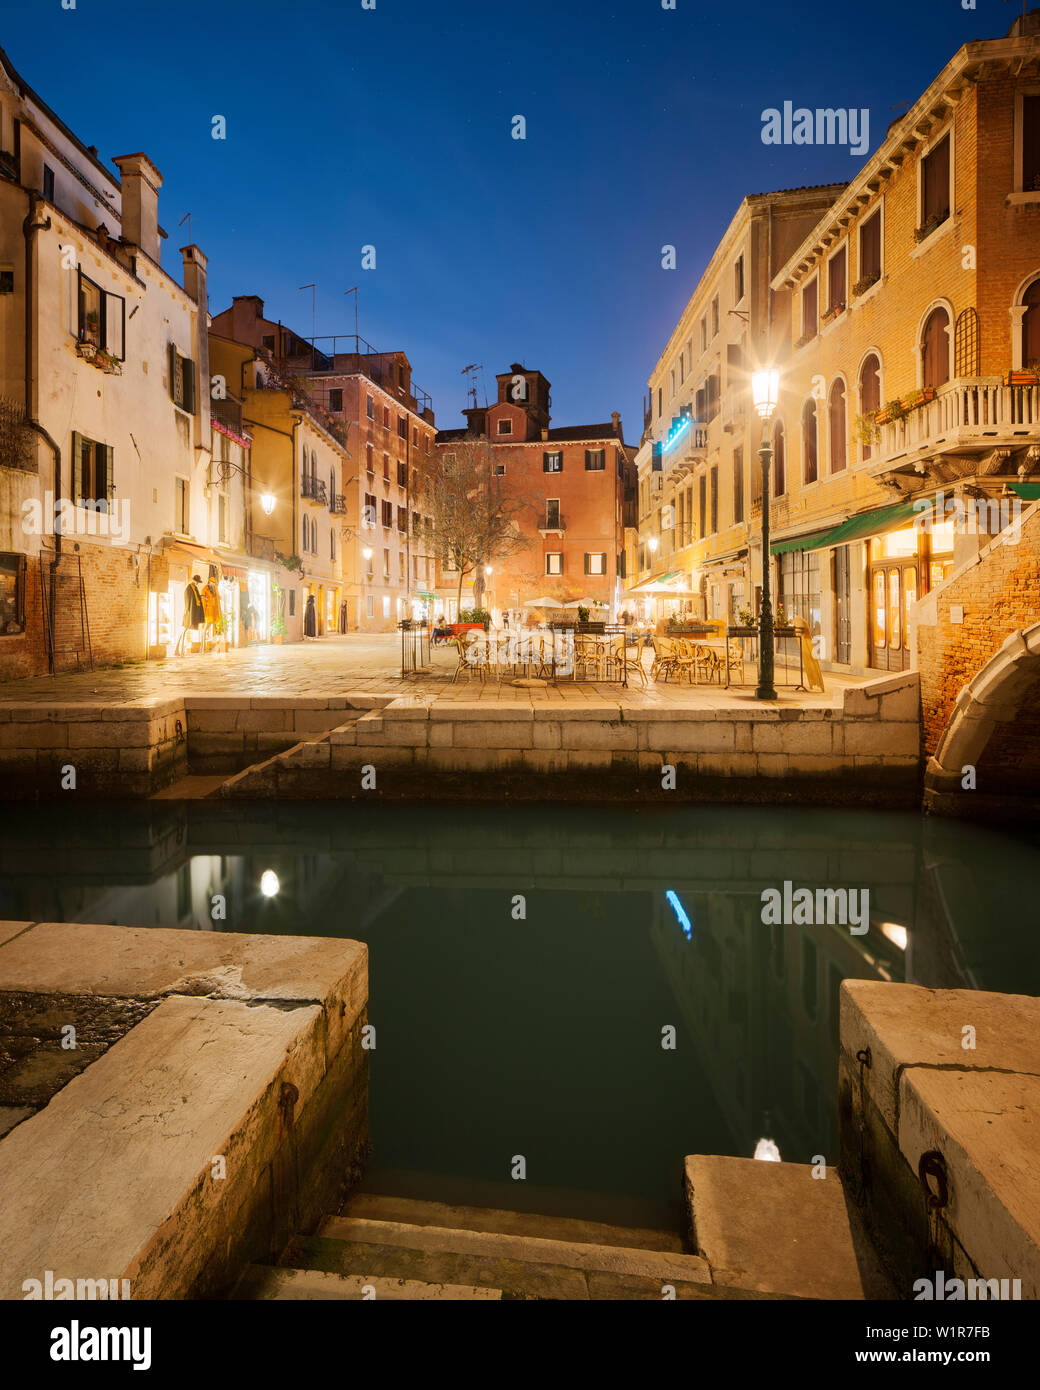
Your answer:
[3,0,1018,435]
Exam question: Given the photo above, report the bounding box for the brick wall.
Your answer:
[917,503,1040,754]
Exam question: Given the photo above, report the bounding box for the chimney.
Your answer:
[112,153,163,264]
[611,411,620,433]
[181,245,211,451]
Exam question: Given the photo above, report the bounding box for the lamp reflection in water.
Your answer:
[260,869,280,898]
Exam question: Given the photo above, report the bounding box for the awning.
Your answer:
[626,570,698,596]
[770,502,919,555]
[1009,483,1040,500]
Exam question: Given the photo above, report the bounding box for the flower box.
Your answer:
[852,271,880,297]
[1004,370,1040,387]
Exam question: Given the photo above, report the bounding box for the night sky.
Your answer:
[4,0,1011,434]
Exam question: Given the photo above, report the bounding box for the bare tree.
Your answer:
[423,436,530,613]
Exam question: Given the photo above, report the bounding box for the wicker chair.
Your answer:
[451,633,487,684]
[610,634,648,686]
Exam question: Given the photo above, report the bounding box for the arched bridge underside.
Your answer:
[926,622,1040,813]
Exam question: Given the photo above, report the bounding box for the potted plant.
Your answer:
[774,603,792,631]
[270,582,287,643]
[577,605,590,624]
[852,271,880,297]
[855,412,880,446]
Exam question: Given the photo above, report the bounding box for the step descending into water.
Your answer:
[339,1192,685,1253]
[685,1155,895,1300]
[281,1214,715,1300]
[234,1266,502,1300]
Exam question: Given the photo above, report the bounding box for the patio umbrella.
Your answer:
[524,596,564,609]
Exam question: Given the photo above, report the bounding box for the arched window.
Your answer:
[921,307,950,389]
[1023,277,1040,369]
[773,421,785,496]
[859,354,881,460]
[802,399,818,484]
[828,380,847,473]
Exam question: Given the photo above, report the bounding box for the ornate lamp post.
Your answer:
[751,370,780,700]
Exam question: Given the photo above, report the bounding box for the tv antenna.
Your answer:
[178,211,192,242]
[461,363,482,410]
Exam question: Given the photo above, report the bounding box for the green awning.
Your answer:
[1009,483,1040,500]
[770,502,919,555]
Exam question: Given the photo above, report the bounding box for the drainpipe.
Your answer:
[22,191,62,672]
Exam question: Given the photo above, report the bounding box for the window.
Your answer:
[827,246,846,314]
[859,355,881,460]
[773,421,785,496]
[543,451,563,472]
[733,448,743,524]
[859,210,881,286]
[383,596,391,618]
[289,591,295,617]
[383,548,390,578]
[412,426,418,445]
[828,380,847,472]
[802,399,818,484]
[545,498,561,529]
[78,271,125,358]
[399,552,406,579]
[218,493,228,543]
[366,595,375,618]
[734,255,744,302]
[366,394,374,420]
[330,529,335,561]
[585,448,605,471]
[1023,277,1040,367]
[921,133,951,232]
[710,466,718,533]
[0,268,12,294]
[1022,94,1040,192]
[584,553,606,575]
[679,352,685,384]
[545,552,563,575]
[174,476,189,534]
[0,552,27,634]
[328,388,343,412]
[43,164,54,201]
[71,432,113,507]
[670,369,675,397]
[397,460,408,487]
[700,317,707,352]
[366,443,374,474]
[383,454,390,481]
[802,278,818,339]
[921,307,950,389]
[397,505,407,533]
[363,492,376,527]
[494,462,506,475]
[382,406,390,427]
[169,343,196,412]
[397,415,407,439]
[698,474,707,539]
[262,334,275,352]
[711,296,719,338]
[497,419,512,435]
[781,549,822,636]
[381,499,393,528]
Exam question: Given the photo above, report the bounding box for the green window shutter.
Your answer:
[184,358,196,414]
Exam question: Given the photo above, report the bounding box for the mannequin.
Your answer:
[201,566,222,652]
[304,593,317,638]
[176,575,205,655]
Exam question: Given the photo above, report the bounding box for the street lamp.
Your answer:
[260,493,276,516]
[751,369,780,700]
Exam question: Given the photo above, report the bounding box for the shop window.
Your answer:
[780,549,821,635]
[0,552,26,634]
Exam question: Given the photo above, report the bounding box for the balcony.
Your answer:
[330,494,349,515]
[212,392,246,437]
[538,513,565,537]
[301,476,328,507]
[874,378,1040,471]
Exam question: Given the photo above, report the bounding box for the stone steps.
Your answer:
[338,1191,685,1252]
[684,1155,896,1300]
[273,1213,714,1300]
[233,1266,502,1300]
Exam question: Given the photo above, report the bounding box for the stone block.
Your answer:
[645,721,735,752]
[0,723,70,749]
[532,722,562,749]
[562,721,637,751]
[291,710,340,735]
[236,709,291,733]
[450,722,533,750]
[430,703,533,722]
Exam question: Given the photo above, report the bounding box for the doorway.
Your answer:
[869,559,917,672]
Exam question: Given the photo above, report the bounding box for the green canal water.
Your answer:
[1,802,1037,1229]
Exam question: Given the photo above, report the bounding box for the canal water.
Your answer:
[1,802,1037,1230]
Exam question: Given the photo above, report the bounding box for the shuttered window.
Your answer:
[921,134,951,227]
[70,430,114,507]
[169,343,196,413]
[802,279,818,338]
[859,211,881,282]
[828,380,847,473]
[802,400,818,484]
[828,247,846,312]
[733,448,743,524]
[77,270,124,359]
[1024,95,1040,192]
[921,307,950,389]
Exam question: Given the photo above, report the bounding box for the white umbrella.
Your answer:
[524,596,564,609]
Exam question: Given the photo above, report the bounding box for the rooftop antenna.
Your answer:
[461,363,481,411]
[344,287,359,346]
[178,211,192,242]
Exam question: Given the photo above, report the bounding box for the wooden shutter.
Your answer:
[803,279,818,335]
[860,213,881,281]
[922,308,950,389]
[104,291,125,359]
[923,135,950,223]
[183,357,196,414]
[829,247,846,309]
[70,430,82,503]
[168,342,178,404]
[1024,96,1040,192]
